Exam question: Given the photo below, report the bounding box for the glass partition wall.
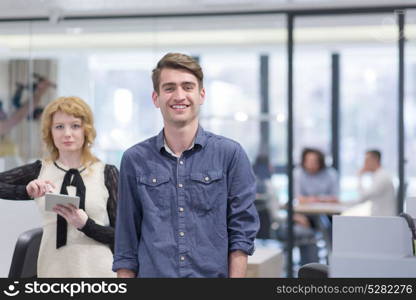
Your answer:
[294,13,399,202]
[405,10,416,201]
[0,6,414,277]
[0,15,286,168]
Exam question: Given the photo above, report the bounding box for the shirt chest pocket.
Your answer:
[189,170,225,212]
[138,175,171,209]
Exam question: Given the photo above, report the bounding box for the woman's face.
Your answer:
[304,152,320,174]
[51,111,85,157]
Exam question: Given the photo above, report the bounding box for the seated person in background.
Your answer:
[252,154,277,239]
[356,150,396,216]
[294,148,339,265]
[252,153,273,195]
[295,148,339,205]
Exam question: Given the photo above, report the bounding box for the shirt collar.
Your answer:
[156,125,208,154]
[164,140,194,158]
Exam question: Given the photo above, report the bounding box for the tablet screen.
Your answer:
[44,193,80,212]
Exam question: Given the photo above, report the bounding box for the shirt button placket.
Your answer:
[177,157,187,275]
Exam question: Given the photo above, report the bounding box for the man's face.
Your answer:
[364,153,378,172]
[152,68,205,128]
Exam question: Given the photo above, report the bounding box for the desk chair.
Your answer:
[298,262,329,278]
[8,227,43,278]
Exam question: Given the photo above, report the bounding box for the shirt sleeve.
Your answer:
[294,167,303,197]
[226,144,260,256]
[358,171,390,202]
[112,150,142,273]
[78,164,118,252]
[327,167,339,196]
[0,160,41,200]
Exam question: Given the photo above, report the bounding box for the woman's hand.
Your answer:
[293,213,311,227]
[317,196,339,203]
[26,179,56,198]
[298,196,319,204]
[53,204,88,229]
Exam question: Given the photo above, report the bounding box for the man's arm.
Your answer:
[112,150,142,277]
[358,172,389,202]
[226,143,260,277]
[117,268,136,278]
[228,250,248,278]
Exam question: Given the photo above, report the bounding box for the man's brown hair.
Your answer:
[152,53,203,93]
[366,149,382,163]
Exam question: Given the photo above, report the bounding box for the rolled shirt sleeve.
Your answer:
[226,144,260,255]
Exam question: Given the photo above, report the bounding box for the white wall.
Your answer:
[0,200,41,277]
[0,60,8,108]
[57,55,91,103]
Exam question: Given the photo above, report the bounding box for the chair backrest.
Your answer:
[298,263,329,278]
[8,227,43,278]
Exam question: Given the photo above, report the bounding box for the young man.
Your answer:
[113,53,259,278]
[357,150,396,216]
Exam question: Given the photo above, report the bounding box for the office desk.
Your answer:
[292,201,360,254]
[294,202,358,215]
[247,247,283,278]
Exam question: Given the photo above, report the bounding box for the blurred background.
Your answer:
[0,0,416,278]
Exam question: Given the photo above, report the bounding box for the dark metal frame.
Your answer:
[286,14,295,278]
[259,55,270,157]
[1,4,416,22]
[398,11,406,214]
[331,53,340,172]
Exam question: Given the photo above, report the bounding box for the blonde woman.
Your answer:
[0,96,118,277]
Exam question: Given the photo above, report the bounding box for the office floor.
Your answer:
[254,237,329,278]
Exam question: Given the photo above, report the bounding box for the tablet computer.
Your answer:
[45,193,80,212]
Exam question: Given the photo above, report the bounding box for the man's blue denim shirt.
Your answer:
[112,126,260,277]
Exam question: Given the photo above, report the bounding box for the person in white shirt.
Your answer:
[357,150,396,216]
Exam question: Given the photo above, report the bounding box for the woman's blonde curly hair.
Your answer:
[41,96,99,165]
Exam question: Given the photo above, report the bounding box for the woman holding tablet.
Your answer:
[0,96,118,277]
